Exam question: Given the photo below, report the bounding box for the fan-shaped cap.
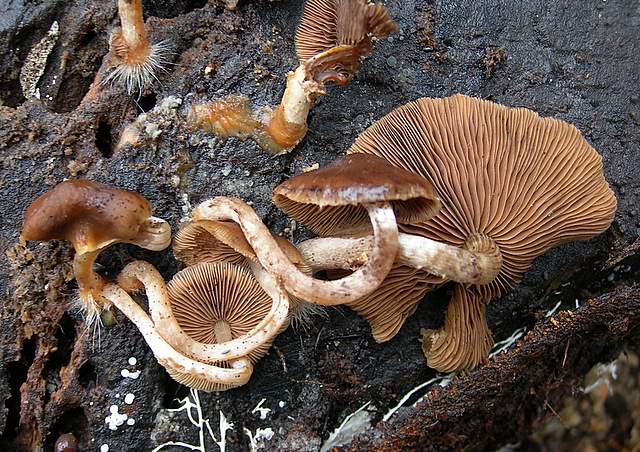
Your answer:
[348,94,617,371]
[273,154,441,236]
[296,0,398,62]
[21,179,169,254]
[166,262,273,391]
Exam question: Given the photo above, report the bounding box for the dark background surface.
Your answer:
[0,0,638,450]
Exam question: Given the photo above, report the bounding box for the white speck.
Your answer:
[100,444,109,452]
[121,369,141,379]
[89,401,94,406]
[127,418,135,426]
[255,427,274,441]
[251,398,271,420]
[278,401,286,408]
[115,393,120,398]
[105,405,128,431]
[124,393,135,405]
[128,357,137,366]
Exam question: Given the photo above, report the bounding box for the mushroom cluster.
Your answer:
[188,0,397,154]
[19,0,619,395]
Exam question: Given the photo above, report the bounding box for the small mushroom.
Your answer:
[20,179,171,326]
[166,262,276,391]
[104,0,169,95]
[102,280,253,391]
[174,220,324,327]
[307,94,617,371]
[188,0,397,154]
[116,260,289,364]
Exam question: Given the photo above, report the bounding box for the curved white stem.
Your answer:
[101,283,253,387]
[117,260,290,362]
[298,233,502,285]
[193,197,399,306]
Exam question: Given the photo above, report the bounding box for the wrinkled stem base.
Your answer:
[298,232,503,285]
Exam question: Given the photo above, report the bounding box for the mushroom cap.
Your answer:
[174,220,313,276]
[346,265,444,342]
[295,0,397,62]
[173,220,256,266]
[21,179,155,255]
[273,153,441,236]
[349,94,617,299]
[173,220,317,326]
[166,262,273,391]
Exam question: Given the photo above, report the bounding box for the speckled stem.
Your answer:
[298,233,502,285]
[118,0,149,53]
[193,196,399,306]
[101,283,253,387]
[117,260,290,362]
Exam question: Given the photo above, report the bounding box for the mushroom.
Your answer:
[103,0,169,95]
[173,220,324,327]
[115,260,290,364]
[192,154,439,305]
[188,0,397,154]
[166,262,277,391]
[102,279,253,391]
[301,94,617,371]
[20,179,171,326]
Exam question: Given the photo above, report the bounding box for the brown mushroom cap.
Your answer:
[348,94,617,370]
[295,0,398,62]
[273,154,441,236]
[166,262,273,391]
[21,179,155,255]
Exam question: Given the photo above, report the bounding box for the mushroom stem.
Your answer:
[298,232,503,285]
[117,260,290,362]
[73,250,109,321]
[193,197,399,306]
[117,0,149,56]
[101,283,253,388]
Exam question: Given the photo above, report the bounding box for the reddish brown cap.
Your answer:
[21,179,157,255]
[273,154,441,236]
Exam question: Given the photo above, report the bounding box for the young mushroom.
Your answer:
[103,0,169,95]
[20,180,171,326]
[192,154,439,306]
[173,220,324,327]
[302,94,617,371]
[188,0,397,154]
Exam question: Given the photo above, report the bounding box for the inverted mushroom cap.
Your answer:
[349,94,617,299]
[348,94,617,371]
[167,262,273,391]
[273,154,441,236]
[21,179,168,255]
[295,0,397,62]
